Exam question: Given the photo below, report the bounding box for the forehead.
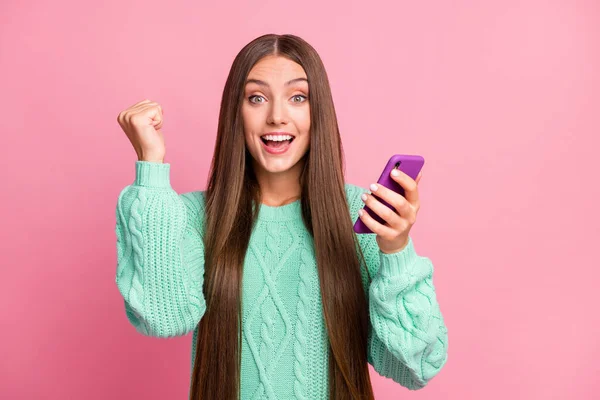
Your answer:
[247,55,307,83]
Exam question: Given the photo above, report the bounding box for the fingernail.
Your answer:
[358,209,364,216]
[369,183,378,191]
[361,193,368,202]
[391,169,400,176]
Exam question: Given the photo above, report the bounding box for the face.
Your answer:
[242,55,311,177]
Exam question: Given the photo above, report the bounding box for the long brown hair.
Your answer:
[189,33,374,400]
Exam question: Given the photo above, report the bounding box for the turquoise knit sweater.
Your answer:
[115,161,448,399]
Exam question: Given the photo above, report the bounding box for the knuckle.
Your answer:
[382,207,394,221]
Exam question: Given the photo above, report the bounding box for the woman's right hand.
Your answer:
[117,99,166,163]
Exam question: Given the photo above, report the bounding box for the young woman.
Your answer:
[115,33,448,400]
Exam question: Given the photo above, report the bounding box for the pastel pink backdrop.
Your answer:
[1,0,598,399]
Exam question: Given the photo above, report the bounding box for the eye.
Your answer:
[292,95,307,103]
[248,95,265,104]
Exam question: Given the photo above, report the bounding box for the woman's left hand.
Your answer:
[358,169,423,254]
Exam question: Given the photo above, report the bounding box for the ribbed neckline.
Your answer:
[256,198,302,222]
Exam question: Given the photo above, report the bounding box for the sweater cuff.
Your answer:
[378,236,418,277]
[134,161,171,188]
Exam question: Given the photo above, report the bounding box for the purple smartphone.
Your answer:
[353,154,425,234]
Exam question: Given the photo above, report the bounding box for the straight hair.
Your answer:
[189,33,373,400]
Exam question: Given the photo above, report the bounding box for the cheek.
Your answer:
[241,105,251,129]
[241,107,257,142]
[241,102,260,122]
[241,118,253,146]
[303,107,311,130]
[292,107,311,131]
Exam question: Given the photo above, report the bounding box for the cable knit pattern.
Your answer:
[292,246,314,400]
[115,161,207,338]
[345,184,449,390]
[115,161,448,399]
[123,190,149,335]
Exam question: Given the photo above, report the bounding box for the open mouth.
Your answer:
[260,134,295,150]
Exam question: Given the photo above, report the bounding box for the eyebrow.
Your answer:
[245,77,308,87]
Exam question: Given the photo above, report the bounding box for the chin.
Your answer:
[260,160,298,174]
[254,154,306,175]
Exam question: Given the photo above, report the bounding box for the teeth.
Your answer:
[262,134,293,142]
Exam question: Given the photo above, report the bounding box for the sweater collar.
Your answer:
[256,199,302,222]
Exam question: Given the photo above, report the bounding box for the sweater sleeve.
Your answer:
[345,183,449,390]
[115,161,207,338]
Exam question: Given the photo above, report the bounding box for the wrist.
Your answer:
[138,157,164,163]
[379,237,409,254]
[377,237,418,277]
[134,160,171,188]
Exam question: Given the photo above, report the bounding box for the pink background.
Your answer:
[1,0,599,398]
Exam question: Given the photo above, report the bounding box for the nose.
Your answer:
[267,98,288,125]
